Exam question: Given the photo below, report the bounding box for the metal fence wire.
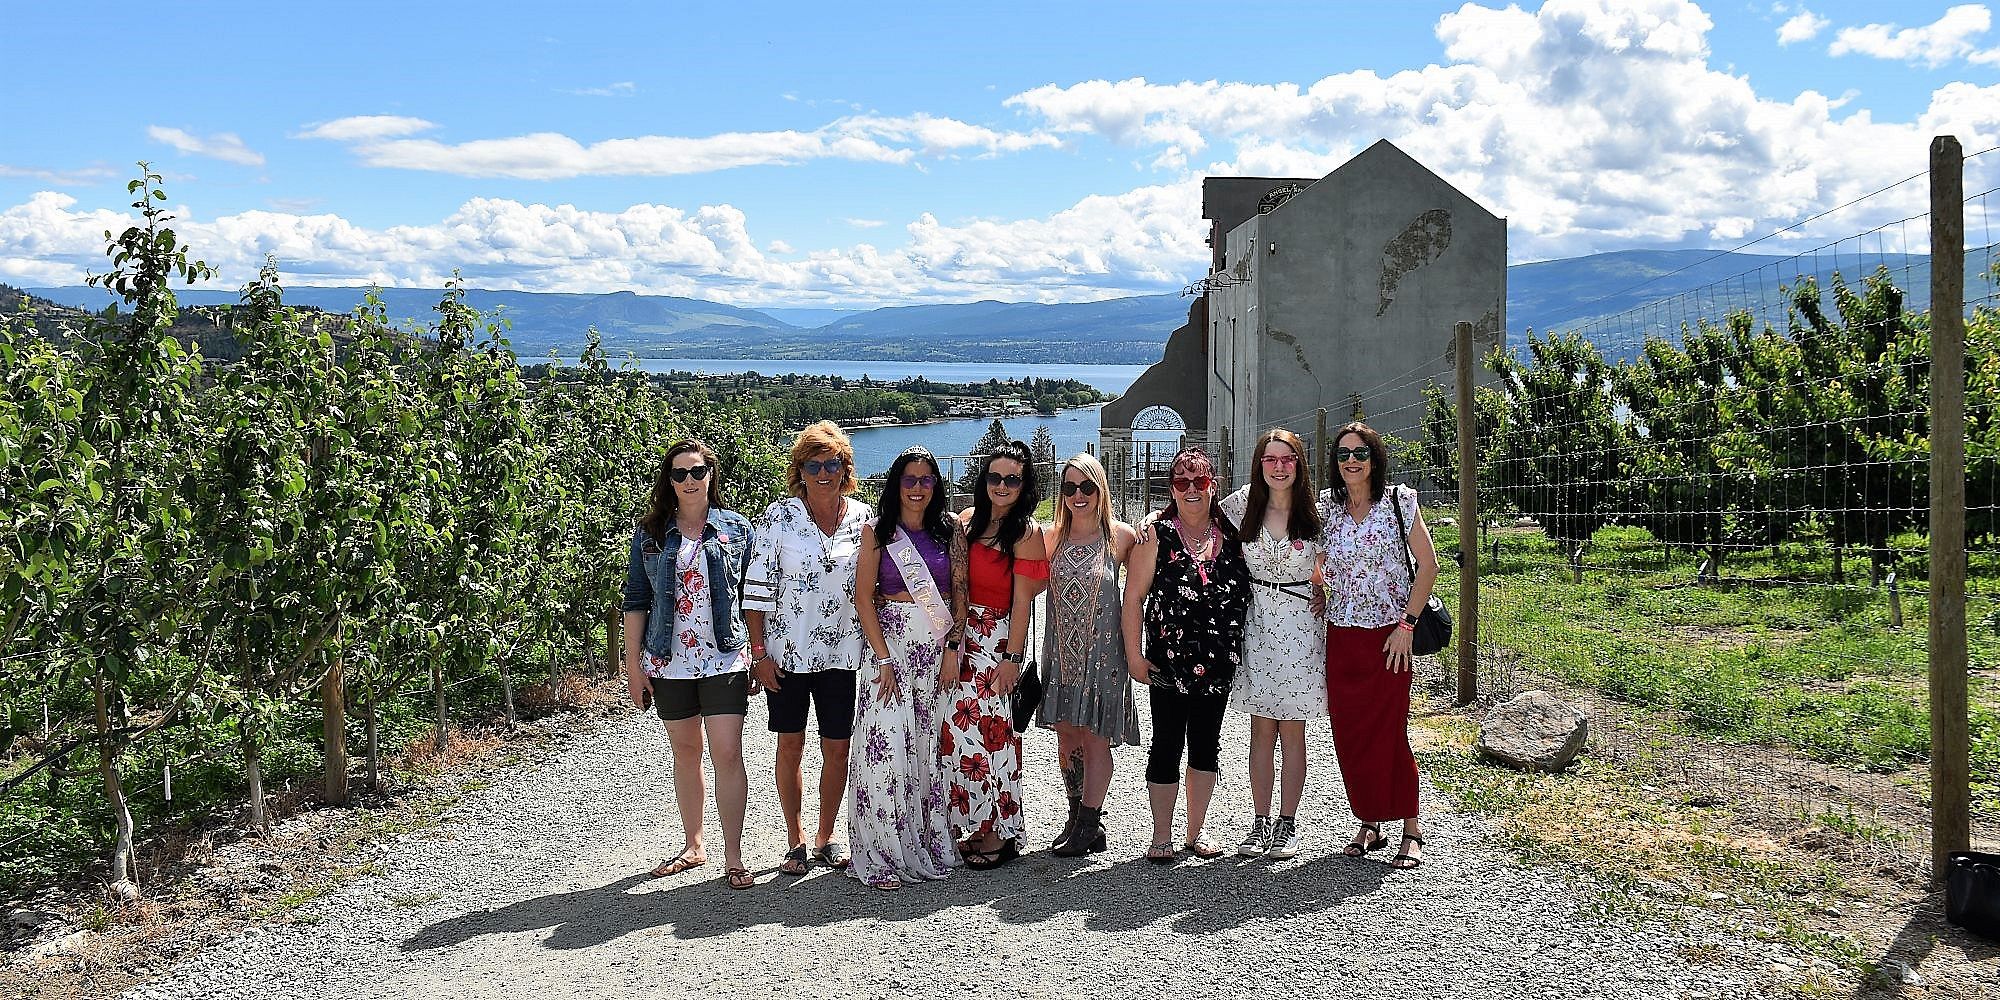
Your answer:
[1094,139,1997,877]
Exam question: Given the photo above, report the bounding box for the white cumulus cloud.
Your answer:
[1829,4,1993,67]
[1776,10,1829,45]
[146,126,266,166]
[297,113,1059,179]
[1004,0,2000,261]
[294,116,439,142]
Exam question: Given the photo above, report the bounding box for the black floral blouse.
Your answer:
[1142,518,1252,696]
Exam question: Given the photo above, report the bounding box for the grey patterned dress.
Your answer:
[1035,534,1142,746]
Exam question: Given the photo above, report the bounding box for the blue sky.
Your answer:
[2,0,1996,306]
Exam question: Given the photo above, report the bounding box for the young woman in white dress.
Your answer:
[1218,429,1327,859]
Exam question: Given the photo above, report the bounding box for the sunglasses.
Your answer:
[1259,454,1298,468]
[899,473,937,489]
[1170,475,1213,493]
[1334,446,1374,463]
[669,465,711,483]
[802,458,846,476]
[984,472,1025,489]
[1060,480,1100,497]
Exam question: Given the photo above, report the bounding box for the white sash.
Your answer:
[885,527,954,645]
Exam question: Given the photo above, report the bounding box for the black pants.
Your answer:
[1146,687,1227,784]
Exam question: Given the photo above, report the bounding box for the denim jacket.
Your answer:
[621,508,755,661]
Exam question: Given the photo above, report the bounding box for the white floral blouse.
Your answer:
[645,542,752,680]
[1319,484,1420,629]
[744,496,872,674]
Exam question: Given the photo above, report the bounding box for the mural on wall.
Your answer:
[1376,208,1453,316]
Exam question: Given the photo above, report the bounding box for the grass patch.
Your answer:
[1430,516,1999,808]
[253,884,327,919]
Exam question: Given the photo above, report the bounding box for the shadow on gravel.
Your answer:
[402,847,1394,952]
[1844,892,1998,999]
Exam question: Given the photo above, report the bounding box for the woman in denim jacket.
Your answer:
[622,439,759,890]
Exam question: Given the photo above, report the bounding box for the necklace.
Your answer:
[1172,516,1218,586]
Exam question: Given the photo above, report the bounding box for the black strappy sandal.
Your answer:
[1389,834,1425,870]
[1343,823,1388,858]
[778,843,810,876]
[962,838,1020,870]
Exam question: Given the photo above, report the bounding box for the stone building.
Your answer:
[1101,139,1505,496]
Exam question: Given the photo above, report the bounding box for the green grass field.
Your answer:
[1425,518,1999,809]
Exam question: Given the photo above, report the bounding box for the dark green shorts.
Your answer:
[649,672,750,722]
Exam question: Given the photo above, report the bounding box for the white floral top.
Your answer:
[646,542,751,680]
[1319,484,1420,629]
[744,496,872,674]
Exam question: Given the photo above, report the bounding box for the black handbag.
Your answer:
[1948,851,2000,941]
[1010,659,1043,732]
[1389,484,1453,657]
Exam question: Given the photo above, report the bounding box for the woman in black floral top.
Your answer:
[1121,446,1251,864]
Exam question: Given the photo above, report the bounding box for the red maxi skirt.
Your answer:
[1325,624,1420,823]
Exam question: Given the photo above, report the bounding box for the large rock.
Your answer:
[1477,691,1588,772]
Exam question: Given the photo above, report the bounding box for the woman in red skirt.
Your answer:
[1318,422,1439,870]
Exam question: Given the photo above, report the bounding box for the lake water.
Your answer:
[605,358,1148,395]
[847,406,1110,478]
[543,356,1168,478]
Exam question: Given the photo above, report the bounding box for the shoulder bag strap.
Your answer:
[1389,484,1419,584]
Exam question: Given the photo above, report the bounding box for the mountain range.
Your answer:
[27,248,1965,365]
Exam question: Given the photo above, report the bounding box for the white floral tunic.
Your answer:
[1319,484,1420,629]
[744,496,872,674]
[644,541,751,680]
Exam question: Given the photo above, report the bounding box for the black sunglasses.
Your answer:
[984,472,1025,489]
[899,473,937,489]
[669,465,711,483]
[1334,446,1374,463]
[1060,480,1099,497]
[802,458,846,476]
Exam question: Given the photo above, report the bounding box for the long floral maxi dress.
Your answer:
[939,542,1038,845]
[940,600,1026,844]
[847,601,958,887]
[1036,535,1142,745]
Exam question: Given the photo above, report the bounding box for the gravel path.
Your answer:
[124,682,1791,1000]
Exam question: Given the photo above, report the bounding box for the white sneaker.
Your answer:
[1237,816,1273,856]
[1267,817,1302,859]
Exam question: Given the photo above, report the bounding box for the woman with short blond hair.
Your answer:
[745,420,873,875]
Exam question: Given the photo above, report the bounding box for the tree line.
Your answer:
[1415,266,2000,577]
[0,172,785,893]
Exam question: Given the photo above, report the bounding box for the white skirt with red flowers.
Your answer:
[939,602,1027,845]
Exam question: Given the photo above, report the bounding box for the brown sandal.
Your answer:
[648,853,705,878]
[725,866,755,889]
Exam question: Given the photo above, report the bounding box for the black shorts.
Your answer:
[649,673,750,723]
[764,668,857,741]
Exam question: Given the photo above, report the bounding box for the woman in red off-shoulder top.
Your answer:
[943,440,1049,869]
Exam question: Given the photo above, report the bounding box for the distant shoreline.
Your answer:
[834,401,1105,434]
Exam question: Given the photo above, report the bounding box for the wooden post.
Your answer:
[1454,321,1479,705]
[1928,134,1969,881]
[1316,407,1330,491]
[322,655,348,805]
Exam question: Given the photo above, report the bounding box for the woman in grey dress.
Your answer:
[1037,453,1141,857]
